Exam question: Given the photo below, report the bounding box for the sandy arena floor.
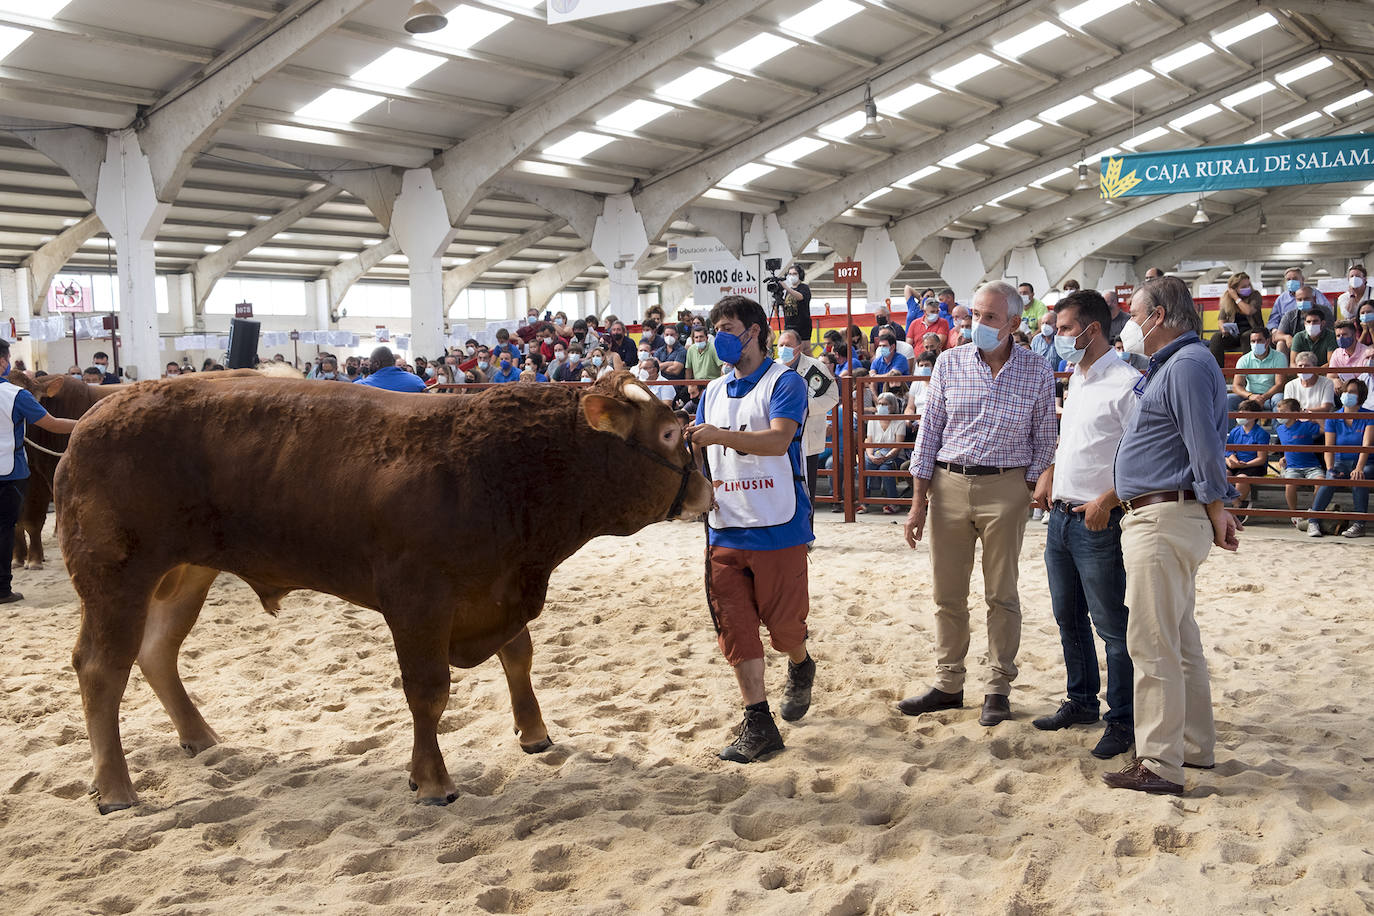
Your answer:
[1,513,1371,914]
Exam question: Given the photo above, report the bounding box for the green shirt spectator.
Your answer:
[1292,312,1338,365]
[686,327,723,381]
[1018,282,1047,326]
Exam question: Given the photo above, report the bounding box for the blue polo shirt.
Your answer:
[4,388,48,481]
[1226,422,1270,463]
[869,351,909,376]
[696,359,810,550]
[489,365,521,383]
[1325,409,1374,464]
[356,366,427,392]
[1276,419,1323,469]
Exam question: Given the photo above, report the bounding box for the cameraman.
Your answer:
[773,264,812,343]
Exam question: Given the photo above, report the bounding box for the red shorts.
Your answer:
[706,543,810,666]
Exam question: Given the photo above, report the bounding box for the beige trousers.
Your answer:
[928,467,1029,696]
[1120,500,1216,784]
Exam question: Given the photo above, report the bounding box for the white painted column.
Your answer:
[854,226,901,307]
[93,132,170,383]
[311,279,331,330]
[591,194,648,320]
[391,168,454,360]
[174,272,196,332]
[1004,248,1050,298]
[939,238,988,304]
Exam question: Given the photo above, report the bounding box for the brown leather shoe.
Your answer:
[896,687,963,717]
[1101,759,1183,795]
[978,694,1011,726]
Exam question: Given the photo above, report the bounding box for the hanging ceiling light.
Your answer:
[1075,162,1093,190]
[1191,197,1210,224]
[858,83,885,141]
[404,1,448,33]
[1258,207,1268,233]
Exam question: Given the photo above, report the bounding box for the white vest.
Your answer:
[0,382,21,476]
[703,361,801,531]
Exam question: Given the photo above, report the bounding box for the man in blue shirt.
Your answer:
[0,339,79,602]
[487,354,521,384]
[1268,267,1331,339]
[1273,397,1325,528]
[1101,277,1239,796]
[356,347,427,392]
[868,328,908,392]
[653,328,688,380]
[687,295,812,765]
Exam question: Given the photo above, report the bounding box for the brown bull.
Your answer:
[58,371,712,813]
[10,374,121,569]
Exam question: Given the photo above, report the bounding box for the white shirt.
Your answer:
[1052,352,1141,504]
[1285,374,1335,410]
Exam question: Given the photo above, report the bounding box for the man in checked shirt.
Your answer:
[899,281,1058,727]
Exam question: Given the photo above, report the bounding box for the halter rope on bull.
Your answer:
[23,437,65,458]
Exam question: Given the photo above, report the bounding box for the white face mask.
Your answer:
[1119,309,1158,354]
[664,334,677,346]
[1352,275,1366,289]
[785,275,798,287]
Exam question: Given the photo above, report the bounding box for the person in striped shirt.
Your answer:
[898,281,1058,728]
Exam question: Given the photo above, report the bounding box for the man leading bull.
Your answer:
[0,338,79,603]
[687,295,815,764]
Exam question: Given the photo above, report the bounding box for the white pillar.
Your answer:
[93,132,170,383]
[591,194,648,319]
[1004,247,1050,298]
[939,238,987,304]
[311,279,331,330]
[391,168,453,360]
[744,212,792,266]
[175,272,196,332]
[854,226,901,307]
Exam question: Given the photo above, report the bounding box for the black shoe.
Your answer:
[1032,699,1099,731]
[1182,761,1215,770]
[779,655,815,722]
[896,687,963,717]
[1091,721,1134,759]
[718,707,784,763]
[979,694,1012,727]
[0,591,23,604]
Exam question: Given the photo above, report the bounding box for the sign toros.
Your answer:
[834,260,862,285]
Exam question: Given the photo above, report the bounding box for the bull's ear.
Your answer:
[582,393,636,439]
[36,374,66,397]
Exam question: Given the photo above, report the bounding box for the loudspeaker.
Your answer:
[227,318,260,369]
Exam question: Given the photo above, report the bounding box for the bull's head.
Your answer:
[581,372,713,520]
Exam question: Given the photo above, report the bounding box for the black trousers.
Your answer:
[806,453,819,530]
[0,477,28,595]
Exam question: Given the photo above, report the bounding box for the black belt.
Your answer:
[1051,500,1083,513]
[936,460,1020,476]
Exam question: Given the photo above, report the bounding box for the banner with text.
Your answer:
[670,236,762,307]
[1100,133,1374,199]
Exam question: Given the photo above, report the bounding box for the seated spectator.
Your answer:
[589,346,613,380]
[550,310,573,338]
[1029,312,1058,372]
[357,346,427,392]
[1011,329,1031,349]
[921,332,945,357]
[846,325,869,365]
[947,305,972,348]
[535,325,568,363]
[1308,377,1373,538]
[164,362,181,377]
[1274,397,1325,528]
[489,352,521,383]
[1225,398,1271,520]
[654,326,687,379]
[1357,300,1374,347]
[685,325,723,382]
[638,357,675,402]
[868,302,905,343]
[1209,272,1266,367]
[1230,327,1288,411]
[605,319,638,370]
[1018,282,1048,327]
[1274,286,1332,353]
[492,328,521,362]
[81,367,104,385]
[1329,320,1370,382]
[521,352,549,382]
[639,319,661,353]
[1284,350,1335,412]
[904,351,937,423]
[832,343,861,374]
[315,357,345,381]
[906,295,950,342]
[1336,264,1369,321]
[862,391,909,515]
[1292,309,1338,364]
[869,329,908,390]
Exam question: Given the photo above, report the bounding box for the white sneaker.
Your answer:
[1031,508,1044,521]
[1306,521,1323,538]
[1342,523,1365,539]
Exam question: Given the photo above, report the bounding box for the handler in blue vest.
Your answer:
[0,338,79,603]
[686,295,813,764]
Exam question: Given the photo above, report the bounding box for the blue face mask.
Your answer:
[1362,313,1374,324]
[970,320,1003,352]
[499,359,511,370]
[1287,279,1301,292]
[1054,332,1087,364]
[1342,392,1361,408]
[478,360,489,371]
[1117,349,1130,361]
[712,329,750,364]
[591,356,604,367]
[875,345,891,361]
[959,326,972,341]
[915,366,932,377]
[1251,342,1267,357]
[779,345,796,363]
[876,404,892,416]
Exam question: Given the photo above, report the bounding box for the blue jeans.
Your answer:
[865,455,900,499]
[1312,461,1370,516]
[1043,503,1133,725]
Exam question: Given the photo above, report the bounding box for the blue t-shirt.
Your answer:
[1276,419,1323,469]
[490,365,521,383]
[1324,409,1374,464]
[357,366,427,392]
[1226,423,1270,463]
[696,359,811,550]
[870,352,909,376]
[4,389,49,481]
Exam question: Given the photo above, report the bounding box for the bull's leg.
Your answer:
[72,592,150,814]
[10,523,24,570]
[137,565,222,756]
[389,623,458,806]
[20,474,51,569]
[497,626,552,753]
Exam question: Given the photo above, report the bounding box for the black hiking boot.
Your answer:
[719,705,785,763]
[779,654,815,722]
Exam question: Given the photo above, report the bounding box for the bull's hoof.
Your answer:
[179,738,217,757]
[24,561,42,571]
[97,800,135,815]
[417,793,458,806]
[520,736,554,755]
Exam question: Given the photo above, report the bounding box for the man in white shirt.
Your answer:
[777,330,840,527]
[1030,290,1141,761]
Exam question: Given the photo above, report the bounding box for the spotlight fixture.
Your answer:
[1191,198,1210,224]
[857,84,885,141]
[1258,207,1268,233]
[405,1,448,34]
[1075,162,1093,191]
